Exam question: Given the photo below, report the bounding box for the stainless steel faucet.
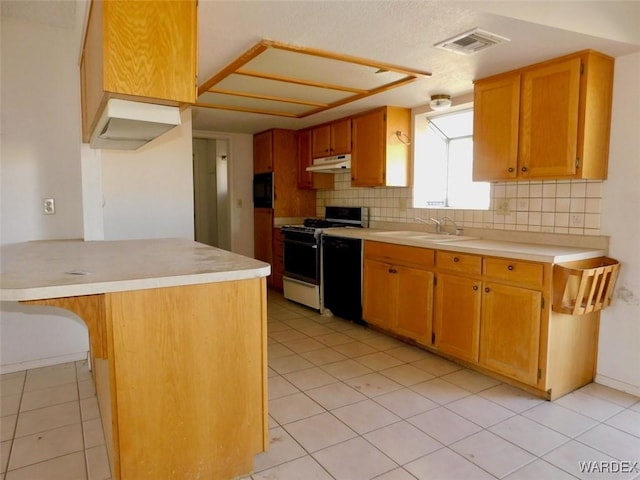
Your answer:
[429,218,442,233]
[441,216,463,236]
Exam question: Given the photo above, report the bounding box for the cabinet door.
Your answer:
[352,109,385,187]
[519,57,581,178]
[363,259,395,329]
[472,73,520,181]
[331,118,352,155]
[394,266,433,345]
[253,209,273,267]
[253,131,273,173]
[311,125,332,158]
[434,274,481,362]
[297,130,333,190]
[480,282,542,385]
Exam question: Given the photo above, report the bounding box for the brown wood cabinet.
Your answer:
[311,118,352,158]
[351,107,411,187]
[253,209,273,266]
[363,241,434,345]
[80,0,197,142]
[253,130,274,173]
[434,273,482,363]
[473,50,613,181]
[360,241,599,399]
[297,129,334,190]
[272,228,284,291]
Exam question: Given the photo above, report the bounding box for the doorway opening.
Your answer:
[192,137,231,250]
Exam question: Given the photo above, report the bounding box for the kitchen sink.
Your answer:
[370,230,476,243]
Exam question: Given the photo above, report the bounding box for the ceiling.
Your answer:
[3,1,638,136]
[194,1,640,134]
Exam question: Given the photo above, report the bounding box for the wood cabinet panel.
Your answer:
[311,118,351,158]
[272,228,284,291]
[351,107,410,187]
[484,258,544,288]
[436,251,482,275]
[434,273,481,362]
[297,129,334,190]
[472,73,520,180]
[365,241,434,269]
[519,57,581,178]
[254,209,273,266]
[363,258,395,329]
[81,0,197,142]
[480,282,542,385]
[395,266,433,344]
[253,131,273,173]
[473,50,613,181]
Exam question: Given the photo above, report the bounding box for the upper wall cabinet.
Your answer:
[351,106,411,187]
[311,118,352,158]
[473,50,614,181]
[80,0,198,142]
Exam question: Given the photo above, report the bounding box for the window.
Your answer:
[413,108,490,210]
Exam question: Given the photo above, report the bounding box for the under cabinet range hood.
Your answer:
[90,99,182,150]
[306,154,351,173]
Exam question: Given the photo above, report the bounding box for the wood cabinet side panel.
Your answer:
[81,0,105,142]
[580,52,614,179]
[106,281,266,479]
[385,107,411,186]
[102,1,197,103]
[253,131,274,173]
[254,208,274,266]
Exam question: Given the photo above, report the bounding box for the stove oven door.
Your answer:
[282,231,320,285]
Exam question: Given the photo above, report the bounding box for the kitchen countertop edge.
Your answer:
[322,228,607,263]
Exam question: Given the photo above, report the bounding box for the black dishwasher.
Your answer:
[322,235,363,323]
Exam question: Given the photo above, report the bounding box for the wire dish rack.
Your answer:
[552,257,620,315]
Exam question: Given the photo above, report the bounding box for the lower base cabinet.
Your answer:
[480,282,542,385]
[362,241,600,400]
[434,273,481,363]
[362,242,434,345]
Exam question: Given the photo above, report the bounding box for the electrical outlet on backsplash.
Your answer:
[316,173,603,236]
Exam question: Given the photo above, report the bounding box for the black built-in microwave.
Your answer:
[253,172,273,208]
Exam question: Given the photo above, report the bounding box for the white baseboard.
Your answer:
[0,351,89,375]
[594,373,640,398]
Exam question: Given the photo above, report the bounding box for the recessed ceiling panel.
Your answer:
[195,40,430,118]
[242,48,410,91]
[198,92,311,117]
[216,74,354,105]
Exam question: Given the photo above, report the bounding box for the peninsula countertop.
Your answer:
[322,228,606,263]
[0,238,271,302]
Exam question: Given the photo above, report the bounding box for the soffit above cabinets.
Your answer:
[195,40,431,119]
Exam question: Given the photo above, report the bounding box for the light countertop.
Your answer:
[0,238,271,302]
[322,228,606,263]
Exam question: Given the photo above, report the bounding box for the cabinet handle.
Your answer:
[508,167,514,173]
[389,268,397,274]
[453,257,460,263]
[521,166,528,172]
[473,285,479,291]
[507,265,514,271]
[485,287,490,293]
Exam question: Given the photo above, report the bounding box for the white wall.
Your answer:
[101,109,195,241]
[193,130,254,257]
[597,52,640,395]
[0,12,89,372]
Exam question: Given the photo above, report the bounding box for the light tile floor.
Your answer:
[2,290,639,480]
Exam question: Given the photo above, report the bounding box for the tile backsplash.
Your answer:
[316,173,602,236]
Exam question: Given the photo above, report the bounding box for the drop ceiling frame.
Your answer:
[196,40,431,118]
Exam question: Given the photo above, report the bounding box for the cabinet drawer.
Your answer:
[436,251,482,274]
[364,241,434,268]
[484,258,544,287]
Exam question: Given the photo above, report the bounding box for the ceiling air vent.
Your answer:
[434,28,510,55]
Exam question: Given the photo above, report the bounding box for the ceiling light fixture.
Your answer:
[430,94,452,111]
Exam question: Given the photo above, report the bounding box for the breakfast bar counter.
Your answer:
[1,238,271,480]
